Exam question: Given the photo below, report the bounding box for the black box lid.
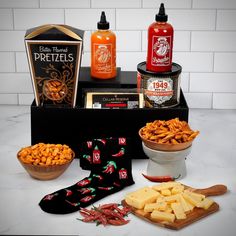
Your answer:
[25,24,84,41]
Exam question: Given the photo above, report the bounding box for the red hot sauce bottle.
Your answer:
[146,3,174,72]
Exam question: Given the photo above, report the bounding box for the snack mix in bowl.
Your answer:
[139,118,199,151]
[17,143,75,180]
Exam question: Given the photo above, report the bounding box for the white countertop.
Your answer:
[0,106,236,235]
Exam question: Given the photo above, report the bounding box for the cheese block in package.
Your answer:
[85,92,143,109]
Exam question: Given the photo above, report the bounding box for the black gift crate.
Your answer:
[76,67,121,107]
[31,68,189,159]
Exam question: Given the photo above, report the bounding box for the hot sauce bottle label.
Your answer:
[87,141,92,148]
[93,145,101,164]
[119,168,128,179]
[118,138,126,145]
[151,36,171,67]
[93,44,112,73]
[145,77,174,105]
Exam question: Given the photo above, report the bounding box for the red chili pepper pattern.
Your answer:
[43,193,58,201]
[111,147,125,157]
[83,154,92,163]
[80,194,96,203]
[103,161,117,174]
[113,181,121,187]
[98,186,114,191]
[95,139,107,145]
[78,187,96,195]
[92,174,103,181]
[65,199,80,207]
[65,189,73,197]
[77,178,92,187]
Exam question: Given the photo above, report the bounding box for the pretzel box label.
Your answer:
[25,24,84,107]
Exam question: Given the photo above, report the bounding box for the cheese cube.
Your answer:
[198,198,214,210]
[171,185,185,195]
[156,195,165,203]
[144,203,160,213]
[125,187,160,209]
[171,202,186,220]
[135,209,149,217]
[161,189,171,196]
[156,201,167,211]
[182,193,202,207]
[165,205,173,213]
[152,182,181,191]
[178,194,193,212]
[151,210,175,223]
[164,194,180,204]
[184,190,205,202]
[184,198,195,211]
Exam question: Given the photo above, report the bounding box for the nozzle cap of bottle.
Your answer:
[97,11,110,29]
[155,3,168,22]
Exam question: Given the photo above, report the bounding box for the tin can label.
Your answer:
[145,77,174,105]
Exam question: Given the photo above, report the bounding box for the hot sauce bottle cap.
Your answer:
[97,11,110,30]
[155,3,168,22]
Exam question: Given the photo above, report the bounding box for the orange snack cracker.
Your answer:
[140,118,199,144]
[17,143,74,166]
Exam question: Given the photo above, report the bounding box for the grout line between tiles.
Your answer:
[12,8,15,30]
[215,9,218,30]
[14,52,17,73]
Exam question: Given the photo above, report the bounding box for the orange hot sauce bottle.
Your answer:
[146,3,174,72]
[91,11,116,79]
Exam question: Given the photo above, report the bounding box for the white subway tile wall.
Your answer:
[15,52,28,72]
[14,9,65,30]
[0,9,13,29]
[0,0,235,108]
[40,0,90,9]
[142,0,192,9]
[65,9,116,30]
[0,52,15,72]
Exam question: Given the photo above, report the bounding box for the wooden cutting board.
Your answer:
[122,184,227,230]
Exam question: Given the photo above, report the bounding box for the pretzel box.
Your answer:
[25,24,84,107]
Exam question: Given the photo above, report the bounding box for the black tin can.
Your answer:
[137,61,182,108]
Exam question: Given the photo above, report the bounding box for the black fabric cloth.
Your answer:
[39,137,134,214]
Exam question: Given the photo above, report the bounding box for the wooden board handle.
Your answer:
[192,184,227,197]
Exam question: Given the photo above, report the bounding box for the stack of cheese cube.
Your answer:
[125,182,214,223]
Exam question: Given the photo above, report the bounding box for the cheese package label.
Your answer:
[86,92,143,109]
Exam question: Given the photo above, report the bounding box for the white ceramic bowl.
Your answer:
[142,142,192,179]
